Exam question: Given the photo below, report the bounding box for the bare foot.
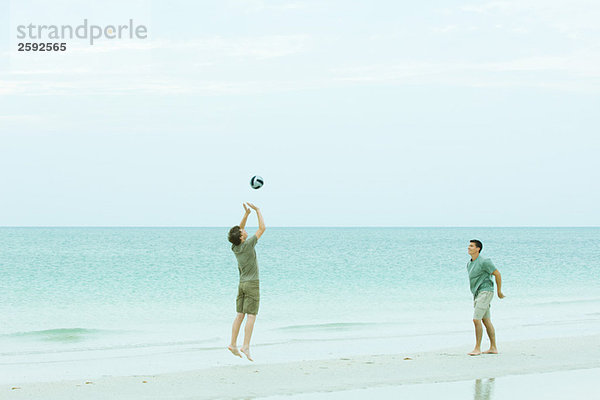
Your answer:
[240,346,254,361]
[468,350,482,356]
[227,345,242,358]
[483,348,498,354]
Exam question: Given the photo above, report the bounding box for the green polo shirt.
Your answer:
[232,234,259,282]
[467,256,496,298]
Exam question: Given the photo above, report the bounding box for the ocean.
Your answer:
[1,227,599,382]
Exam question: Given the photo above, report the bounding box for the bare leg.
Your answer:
[482,318,498,354]
[469,319,483,356]
[228,313,244,357]
[240,313,256,361]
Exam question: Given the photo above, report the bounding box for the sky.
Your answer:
[0,0,599,226]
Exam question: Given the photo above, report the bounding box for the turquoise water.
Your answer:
[1,228,599,381]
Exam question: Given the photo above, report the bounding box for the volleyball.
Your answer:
[250,175,264,189]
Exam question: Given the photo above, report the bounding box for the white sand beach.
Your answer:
[4,334,599,400]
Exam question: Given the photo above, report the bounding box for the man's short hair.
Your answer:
[228,226,242,246]
[470,239,483,252]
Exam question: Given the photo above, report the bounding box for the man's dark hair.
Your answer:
[228,226,242,246]
[470,239,483,252]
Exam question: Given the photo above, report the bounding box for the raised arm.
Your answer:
[247,202,266,239]
[239,203,251,229]
[492,269,505,299]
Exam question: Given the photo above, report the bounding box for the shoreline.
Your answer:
[4,334,599,399]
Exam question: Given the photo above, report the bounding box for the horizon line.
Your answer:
[0,225,598,229]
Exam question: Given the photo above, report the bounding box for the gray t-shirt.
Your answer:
[467,256,496,298]
[232,234,259,282]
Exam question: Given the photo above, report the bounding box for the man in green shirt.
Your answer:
[466,239,505,356]
[227,202,265,361]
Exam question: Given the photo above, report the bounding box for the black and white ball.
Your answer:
[250,175,264,189]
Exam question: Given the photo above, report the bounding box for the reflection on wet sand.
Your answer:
[474,378,495,400]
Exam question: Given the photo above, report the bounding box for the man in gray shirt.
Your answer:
[227,202,266,361]
[467,239,505,356]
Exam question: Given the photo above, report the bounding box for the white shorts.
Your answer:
[473,291,493,320]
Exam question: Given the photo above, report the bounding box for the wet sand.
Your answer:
[3,334,599,400]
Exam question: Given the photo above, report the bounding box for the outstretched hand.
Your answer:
[246,202,259,211]
[243,203,250,214]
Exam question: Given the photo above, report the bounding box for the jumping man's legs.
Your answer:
[240,313,256,361]
[228,312,245,357]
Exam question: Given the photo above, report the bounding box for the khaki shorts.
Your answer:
[236,280,260,315]
[473,291,493,320]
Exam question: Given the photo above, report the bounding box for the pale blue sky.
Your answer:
[1,0,599,226]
